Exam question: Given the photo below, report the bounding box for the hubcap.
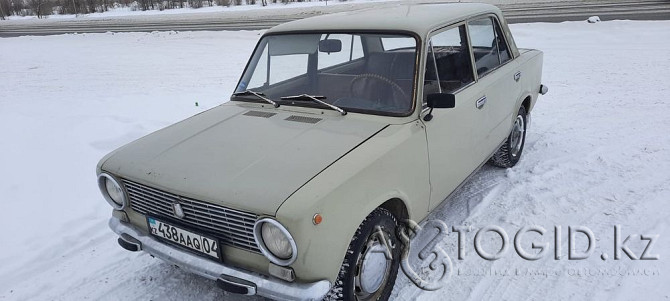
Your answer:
[360,243,388,293]
[354,230,393,300]
[510,115,525,157]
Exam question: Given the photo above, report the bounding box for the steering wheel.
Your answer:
[348,73,407,109]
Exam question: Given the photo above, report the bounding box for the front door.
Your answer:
[420,24,481,210]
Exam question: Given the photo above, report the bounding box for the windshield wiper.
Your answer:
[280,94,347,116]
[233,90,279,108]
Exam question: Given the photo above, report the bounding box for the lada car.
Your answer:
[96,3,547,300]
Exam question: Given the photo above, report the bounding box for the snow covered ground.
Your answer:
[1,20,670,300]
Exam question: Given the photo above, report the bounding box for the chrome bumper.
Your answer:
[109,218,330,301]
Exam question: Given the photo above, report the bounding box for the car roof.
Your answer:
[265,3,501,37]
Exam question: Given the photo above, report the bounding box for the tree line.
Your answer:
[0,0,336,19]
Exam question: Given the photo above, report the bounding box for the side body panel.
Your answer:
[471,58,523,164]
[275,122,431,283]
[516,49,544,114]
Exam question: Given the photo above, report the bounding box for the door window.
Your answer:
[468,16,513,78]
[424,25,475,103]
[468,17,500,77]
[493,19,512,64]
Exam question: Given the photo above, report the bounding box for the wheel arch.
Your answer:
[521,95,532,114]
[378,197,411,222]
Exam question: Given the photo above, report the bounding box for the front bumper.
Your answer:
[109,217,330,301]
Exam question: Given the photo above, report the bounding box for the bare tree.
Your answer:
[84,0,95,13]
[0,0,322,17]
[188,0,202,8]
[27,0,52,18]
[0,0,7,20]
[137,0,149,10]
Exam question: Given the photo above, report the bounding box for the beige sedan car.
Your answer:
[97,3,546,300]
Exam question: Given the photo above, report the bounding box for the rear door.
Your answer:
[466,16,522,163]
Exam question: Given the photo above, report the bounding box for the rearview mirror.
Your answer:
[424,93,456,121]
[318,39,342,53]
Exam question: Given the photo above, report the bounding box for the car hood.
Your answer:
[101,103,387,216]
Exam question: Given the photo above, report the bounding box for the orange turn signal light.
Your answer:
[312,213,323,225]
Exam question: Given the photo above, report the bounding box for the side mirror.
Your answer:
[424,93,455,121]
[318,39,342,53]
[427,93,456,108]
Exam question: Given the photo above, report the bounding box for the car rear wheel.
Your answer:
[325,208,401,301]
[490,106,527,168]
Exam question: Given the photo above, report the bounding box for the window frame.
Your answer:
[466,14,515,79]
[422,21,477,108]
[492,17,512,65]
[232,30,422,118]
[422,13,516,110]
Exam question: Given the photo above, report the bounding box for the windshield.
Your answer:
[234,33,418,116]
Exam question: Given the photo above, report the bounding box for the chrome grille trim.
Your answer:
[123,179,261,254]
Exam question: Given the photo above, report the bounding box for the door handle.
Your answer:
[476,96,487,109]
[514,71,522,82]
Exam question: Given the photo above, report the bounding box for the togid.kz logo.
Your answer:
[381,220,660,291]
[367,220,453,291]
[399,219,453,290]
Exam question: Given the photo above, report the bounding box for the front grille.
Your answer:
[123,179,261,254]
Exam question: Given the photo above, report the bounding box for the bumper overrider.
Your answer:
[109,217,330,301]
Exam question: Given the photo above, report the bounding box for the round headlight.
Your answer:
[254,219,297,266]
[262,222,293,259]
[105,178,124,204]
[98,173,126,210]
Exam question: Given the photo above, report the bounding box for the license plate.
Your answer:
[147,217,221,260]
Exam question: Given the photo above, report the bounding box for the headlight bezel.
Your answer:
[253,218,297,266]
[97,173,128,210]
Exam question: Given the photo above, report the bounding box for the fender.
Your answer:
[275,122,430,283]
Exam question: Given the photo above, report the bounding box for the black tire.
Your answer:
[490,106,527,168]
[324,208,401,301]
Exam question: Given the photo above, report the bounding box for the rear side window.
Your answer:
[468,16,512,78]
[468,17,500,77]
[493,19,512,64]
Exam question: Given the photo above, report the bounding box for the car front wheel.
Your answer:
[325,208,401,301]
[490,106,527,168]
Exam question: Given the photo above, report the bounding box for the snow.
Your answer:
[1,20,670,300]
[587,16,601,23]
